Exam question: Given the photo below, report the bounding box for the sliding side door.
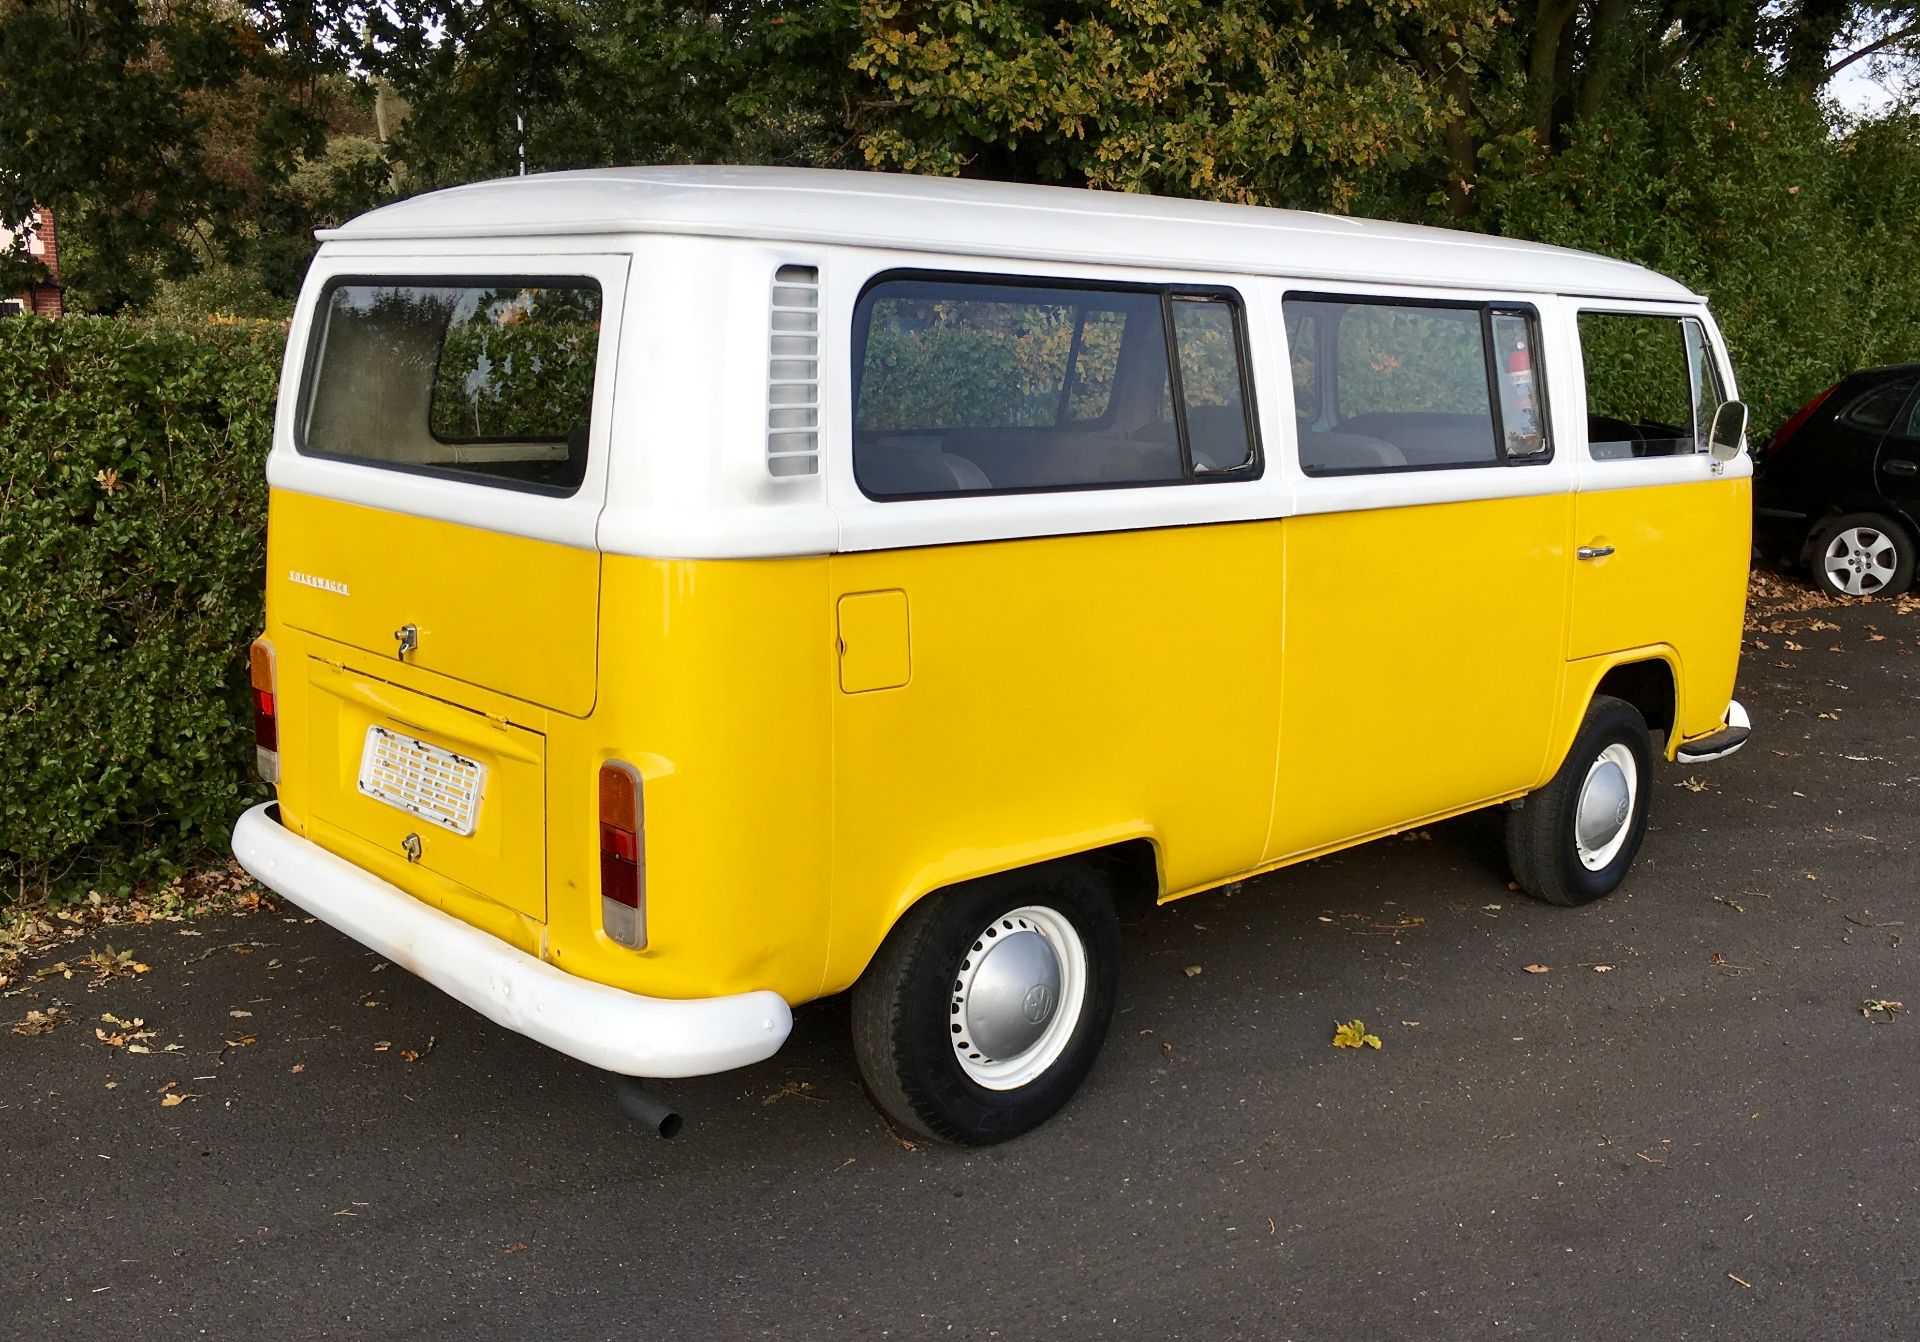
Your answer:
[1266,288,1575,862]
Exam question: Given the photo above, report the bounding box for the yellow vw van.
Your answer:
[232,167,1753,1144]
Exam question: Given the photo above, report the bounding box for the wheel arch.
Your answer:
[1545,650,1683,781]
[829,832,1162,997]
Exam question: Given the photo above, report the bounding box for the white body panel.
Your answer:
[276,167,1749,561]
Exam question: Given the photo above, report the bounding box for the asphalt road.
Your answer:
[4,580,1917,1341]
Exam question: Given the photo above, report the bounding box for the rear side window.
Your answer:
[1282,296,1547,475]
[851,275,1258,498]
[300,280,602,495]
[1578,312,1724,460]
[1840,378,1915,435]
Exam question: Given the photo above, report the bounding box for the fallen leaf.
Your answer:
[290,1064,305,1074]
[1593,964,1615,973]
[225,1033,256,1049]
[1331,1019,1382,1050]
[1862,999,1904,1019]
[1525,964,1550,974]
[400,1049,421,1063]
[159,1093,186,1108]
[229,1009,253,1019]
[11,1007,69,1037]
[1182,965,1203,978]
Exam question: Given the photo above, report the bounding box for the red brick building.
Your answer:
[2,208,64,318]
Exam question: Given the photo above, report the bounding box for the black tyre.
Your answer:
[1811,512,1917,598]
[1506,695,1653,907]
[851,861,1120,1145]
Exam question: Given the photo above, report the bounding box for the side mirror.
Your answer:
[1708,400,1749,463]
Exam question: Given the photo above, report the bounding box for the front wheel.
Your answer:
[1811,512,1917,598]
[1506,695,1653,907]
[851,862,1120,1145]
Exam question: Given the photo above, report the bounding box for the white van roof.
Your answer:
[320,165,1698,303]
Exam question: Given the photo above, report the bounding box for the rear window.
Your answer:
[300,280,602,495]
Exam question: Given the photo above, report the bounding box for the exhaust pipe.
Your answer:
[612,1076,683,1138]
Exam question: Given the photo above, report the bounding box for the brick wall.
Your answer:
[6,208,63,318]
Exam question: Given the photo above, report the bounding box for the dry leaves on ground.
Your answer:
[11,1006,69,1036]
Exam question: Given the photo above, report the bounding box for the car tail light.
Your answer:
[249,638,279,784]
[1766,382,1838,462]
[599,761,646,949]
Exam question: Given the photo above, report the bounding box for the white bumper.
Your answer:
[1674,699,1752,765]
[231,803,792,1078]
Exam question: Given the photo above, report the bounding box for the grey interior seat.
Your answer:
[1296,422,1407,473]
[858,443,993,495]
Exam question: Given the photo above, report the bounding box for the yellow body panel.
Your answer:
[1570,477,1752,740]
[274,493,601,716]
[304,660,549,920]
[821,523,1286,993]
[1267,492,1571,861]
[264,468,1748,1011]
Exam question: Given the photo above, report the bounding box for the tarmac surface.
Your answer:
[3,577,1917,1341]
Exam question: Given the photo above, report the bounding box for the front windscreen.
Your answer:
[300,280,602,495]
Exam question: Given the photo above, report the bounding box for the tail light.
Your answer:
[599,761,646,949]
[249,638,279,784]
[1766,382,1838,462]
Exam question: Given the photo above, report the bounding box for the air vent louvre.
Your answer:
[767,264,820,478]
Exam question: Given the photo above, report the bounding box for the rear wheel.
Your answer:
[1811,512,1916,598]
[1506,695,1653,907]
[851,862,1120,1145]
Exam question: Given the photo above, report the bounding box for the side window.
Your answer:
[1578,312,1698,460]
[1282,296,1543,475]
[1491,311,1545,457]
[852,275,1259,498]
[1064,309,1126,422]
[1840,378,1915,435]
[1171,297,1255,472]
[1683,320,1726,453]
[1285,308,1319,423]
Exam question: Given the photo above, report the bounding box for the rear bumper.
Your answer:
[230,803,792,1079]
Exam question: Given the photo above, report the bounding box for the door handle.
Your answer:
[1577,544,1615,561]
[1886,458,1918,477]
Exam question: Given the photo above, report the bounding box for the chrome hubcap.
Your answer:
[950,906,1088,1091]
[1823,526,1899,596]
[961,928,1061,1059]
[1574,743,1638,872]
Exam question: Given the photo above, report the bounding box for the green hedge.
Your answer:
[0,317,286,902]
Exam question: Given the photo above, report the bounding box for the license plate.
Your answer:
[356,726,486,836]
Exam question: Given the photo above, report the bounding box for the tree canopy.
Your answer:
[3,1,1918,421]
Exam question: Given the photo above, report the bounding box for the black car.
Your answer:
[1754,364,1920,598]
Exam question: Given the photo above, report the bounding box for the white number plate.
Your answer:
[356,726,486,836]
